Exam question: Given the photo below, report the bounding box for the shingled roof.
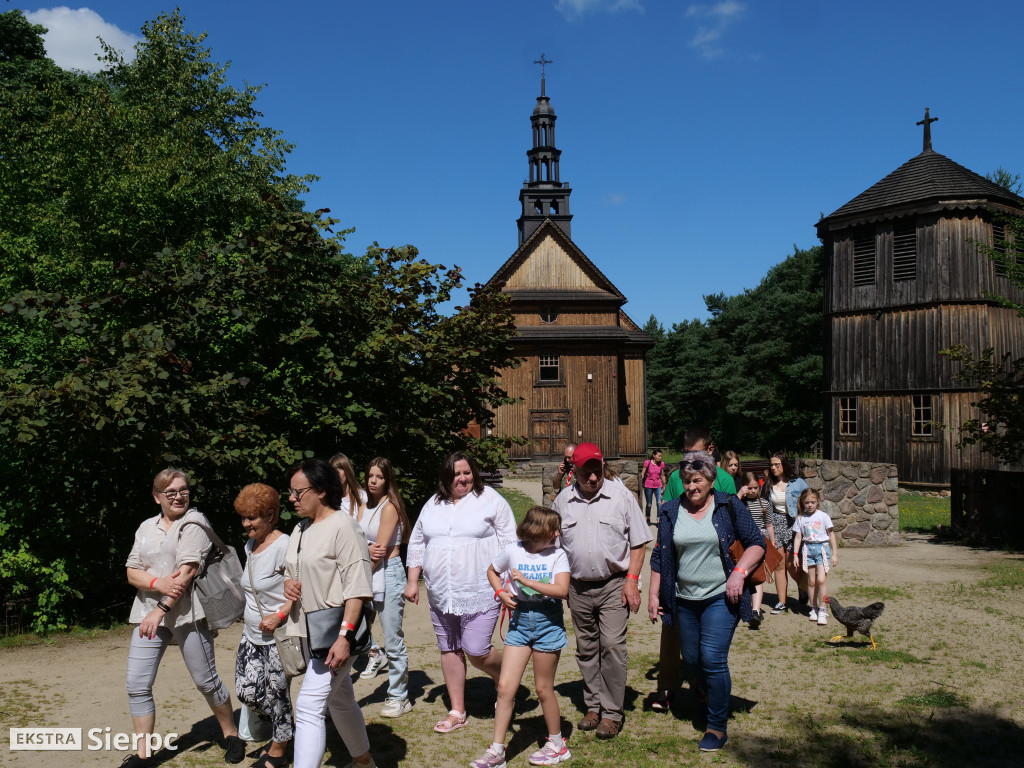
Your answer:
[822,149,1022,224]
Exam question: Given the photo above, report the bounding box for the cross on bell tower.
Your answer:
[518,55,573,244]
[917,107,938,152]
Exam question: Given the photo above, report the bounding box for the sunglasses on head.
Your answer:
[681,459,709,472]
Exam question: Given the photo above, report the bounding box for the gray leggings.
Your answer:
[126,622,230,717]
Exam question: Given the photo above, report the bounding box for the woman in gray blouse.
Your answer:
[234,483,294,768]
[122,469,245,768]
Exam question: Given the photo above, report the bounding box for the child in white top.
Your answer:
[471,507,571,768]
[790,489,838,626]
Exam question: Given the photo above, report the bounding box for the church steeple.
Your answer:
[518,55,572,245]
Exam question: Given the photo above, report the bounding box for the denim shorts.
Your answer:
[805,541,831,566]
[504,601,567,652]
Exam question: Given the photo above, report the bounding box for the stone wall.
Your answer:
[798,459,899,546]
[509,460,641,504]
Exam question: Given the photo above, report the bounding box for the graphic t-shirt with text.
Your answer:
[492,541,569,603]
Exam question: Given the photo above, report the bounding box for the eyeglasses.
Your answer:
[162,489,190,499]
[289,486,312,500]
[681,459,708,472]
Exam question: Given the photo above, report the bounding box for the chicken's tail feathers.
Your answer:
[866,601,885,618]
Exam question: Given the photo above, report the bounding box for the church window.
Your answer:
[852,232,876,286]
[539,355,560,382]
[839,397,858,437]
[912,394,933,437]
[892,221,917,281]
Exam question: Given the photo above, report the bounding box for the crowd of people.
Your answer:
[121,432,827,767]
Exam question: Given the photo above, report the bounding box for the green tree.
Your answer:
[0,11,518,632]
[646,246,824,454]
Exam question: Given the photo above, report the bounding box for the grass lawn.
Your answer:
[898,492,951,533]
[497,486,536,525]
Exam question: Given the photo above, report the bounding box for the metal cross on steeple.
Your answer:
[534,53,552,96]
[916,107,938,152]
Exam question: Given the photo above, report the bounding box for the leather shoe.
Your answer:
[595,718,621,739]
[577,711,601,731]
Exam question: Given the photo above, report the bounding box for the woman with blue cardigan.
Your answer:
[647,451,765,753]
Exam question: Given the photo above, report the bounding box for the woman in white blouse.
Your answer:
[123,469,244,768]
[404,452,516,733]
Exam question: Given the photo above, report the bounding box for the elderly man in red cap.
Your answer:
[551,442,650,739]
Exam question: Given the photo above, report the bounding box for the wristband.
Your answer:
[276,610,287,621]
[494,590,504,601]
[625,574,640,581]
[155,601,170,613]
[733,567,748,576]
[149,577,158,589]
[341,621,356,632]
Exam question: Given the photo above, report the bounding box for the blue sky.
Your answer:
[17,1,1024,328]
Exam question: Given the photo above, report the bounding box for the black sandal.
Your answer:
[251,752,290,768]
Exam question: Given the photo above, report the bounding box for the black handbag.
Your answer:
[297,519,376,659]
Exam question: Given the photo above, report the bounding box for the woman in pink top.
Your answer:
[642,449,668,523]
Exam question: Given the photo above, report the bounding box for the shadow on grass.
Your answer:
[731,705,1024,768]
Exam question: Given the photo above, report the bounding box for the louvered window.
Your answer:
[852,232,876,286]
[993,221,1008,278]
[892,222,917,281]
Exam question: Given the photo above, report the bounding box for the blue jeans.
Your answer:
[675,593,739,732]
[372,557,409,700]
[644,486,663,516]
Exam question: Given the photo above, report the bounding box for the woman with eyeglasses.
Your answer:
[762,453,808,616]
[404,451,516,734]
[647,451,765,753]
[282,459,375,768]
[122,469,244,768]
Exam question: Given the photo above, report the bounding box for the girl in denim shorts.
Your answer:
[471,507,572,768]
[790,489,838,627]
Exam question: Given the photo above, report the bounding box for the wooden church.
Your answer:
[484,72,654,461]
[816,110,1024,486]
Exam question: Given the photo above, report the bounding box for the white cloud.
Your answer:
[684,1,747,60]
[25,7,139,73]
[604,193,628,205]
[555,0,644,21]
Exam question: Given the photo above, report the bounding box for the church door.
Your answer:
[530,409,572,459]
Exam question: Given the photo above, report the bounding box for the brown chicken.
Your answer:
[823,596,885,649]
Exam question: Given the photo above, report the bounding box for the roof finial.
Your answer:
[916,107,938,152]
[534,53,552,97]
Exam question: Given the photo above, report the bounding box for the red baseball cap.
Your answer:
[572,442,603,467]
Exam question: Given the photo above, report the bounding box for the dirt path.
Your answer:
[2,533,1021,767]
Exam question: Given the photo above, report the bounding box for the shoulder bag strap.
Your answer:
[246,550,266,619]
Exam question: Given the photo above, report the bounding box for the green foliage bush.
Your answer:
[0,10,519,632]
[645,245,824,453]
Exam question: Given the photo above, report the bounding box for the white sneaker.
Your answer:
[529,738,571,765]
[817,611,828,626]
[808,609,818,622]
[360,651,388,679]
[469,745,507,768]
[380,697,413,718]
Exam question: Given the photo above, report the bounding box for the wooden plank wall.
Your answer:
[829,392,1004,485]
[505,234,602,290]
[828,305,1024,392]
[618,356,647,457]
[494,351,621,458]
[828,214,1024,314]
[514,310,620,327]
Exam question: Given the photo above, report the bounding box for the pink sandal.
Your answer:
[433,709,468,733]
